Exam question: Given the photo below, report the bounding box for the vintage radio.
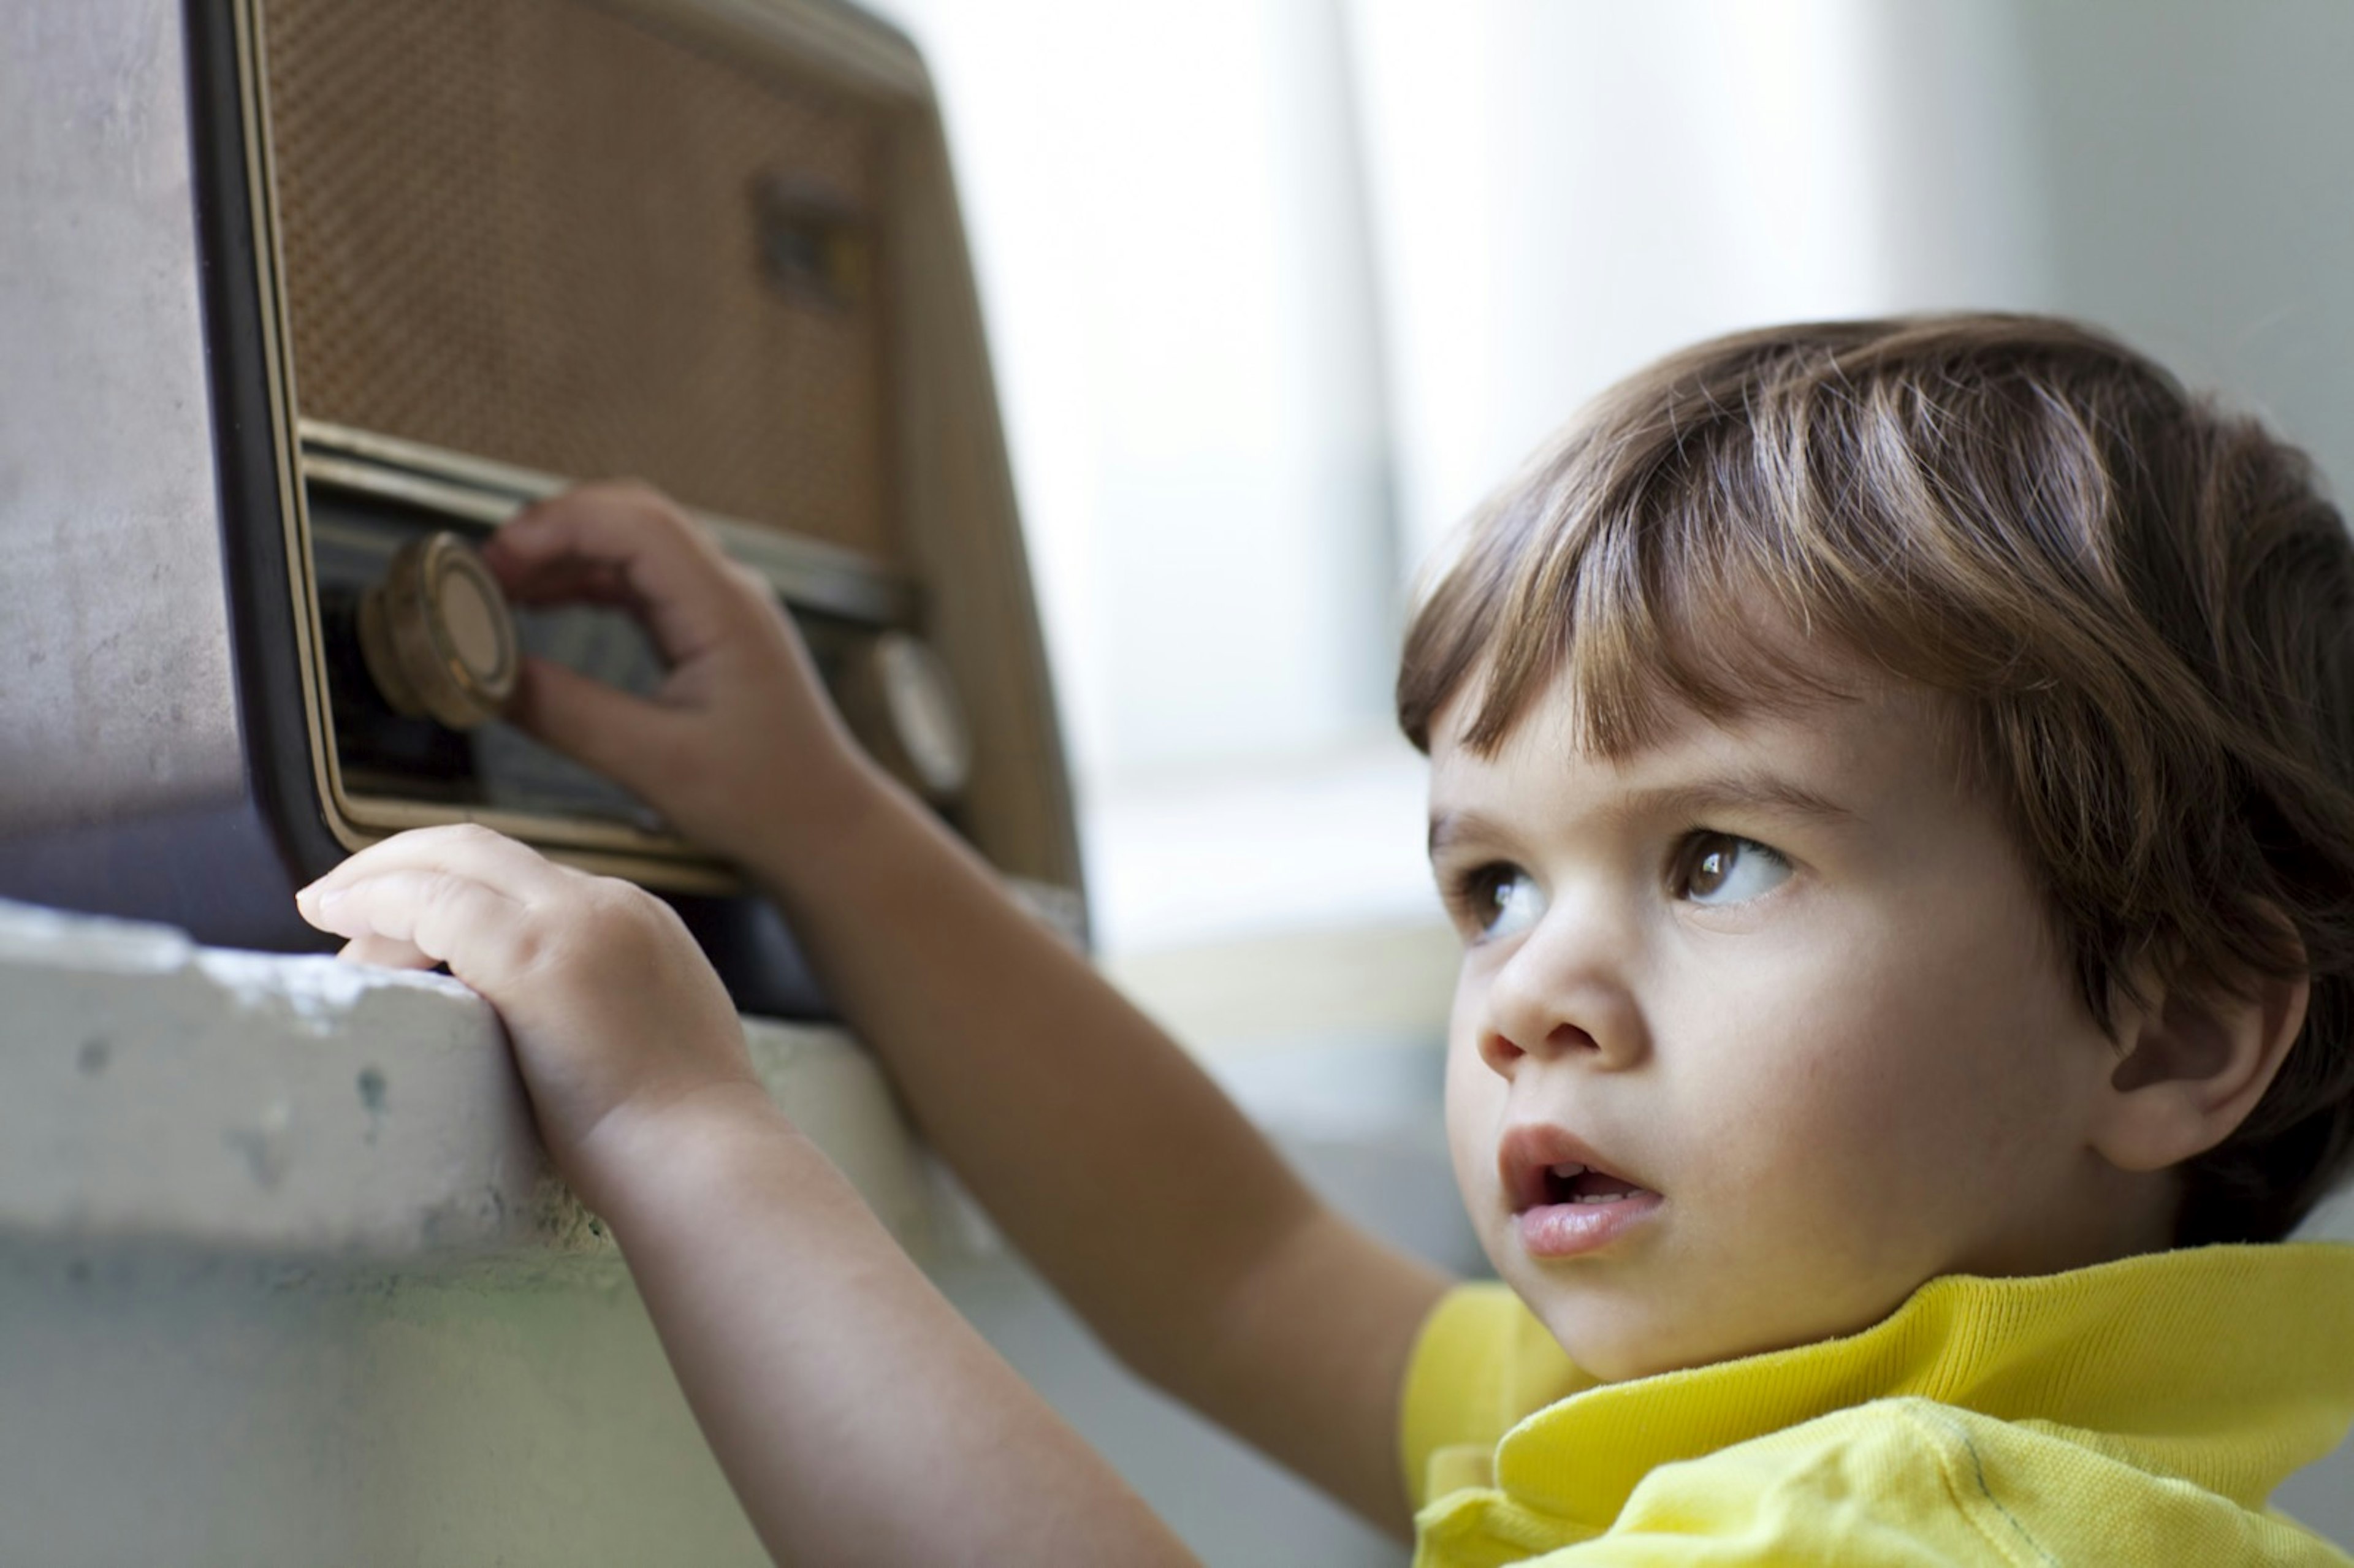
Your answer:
[0,0,1082,1016]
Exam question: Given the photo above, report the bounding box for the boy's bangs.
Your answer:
[1443,440,1868,760]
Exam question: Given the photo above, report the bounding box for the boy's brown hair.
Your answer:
[1398,313,2354,1245]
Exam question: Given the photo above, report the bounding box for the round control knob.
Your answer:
[842,631,973,801]
[357,531,520,730]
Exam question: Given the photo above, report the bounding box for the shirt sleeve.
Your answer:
[1400,1281,1592,1510]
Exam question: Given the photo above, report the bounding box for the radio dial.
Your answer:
[843,632,973,801]
[357,531,520,730]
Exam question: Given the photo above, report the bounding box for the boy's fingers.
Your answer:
[492,554,638,612]
[307,867,537,990]
[503,655,684,795]
[483,485,755,669]
[295,823,571,914]
[338,932,435,970]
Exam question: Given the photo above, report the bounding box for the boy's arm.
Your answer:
[742,758,1452,1532]
[481,485,1455,1531]
[297,828,1198,1566]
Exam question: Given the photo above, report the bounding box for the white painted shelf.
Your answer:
[0,898,937,1268]
[0,897,953,1564]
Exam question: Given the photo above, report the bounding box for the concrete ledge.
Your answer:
[0,899,934,1268]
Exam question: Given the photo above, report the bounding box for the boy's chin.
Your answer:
[1542,1314,1705,1385]
[1525,1276,1903,1385]
[1546,1311,1818,1385]
[1486,1225,1903,1382]
[1515,1276,1706,1383]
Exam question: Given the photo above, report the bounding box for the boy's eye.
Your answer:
[1676,834,1791,906]
[1453,864,1547,941]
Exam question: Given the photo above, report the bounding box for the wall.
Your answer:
[2011,0,2354,532]
[0,899,926,1565]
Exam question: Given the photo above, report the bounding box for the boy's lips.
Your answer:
[1496,1123,1653,1209]
[1496,1122,1661,1259]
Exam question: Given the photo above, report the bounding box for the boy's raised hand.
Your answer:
[478,481,874,865]
[293,823,765,1219]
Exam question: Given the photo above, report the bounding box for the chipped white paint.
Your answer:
[0,897,948,1564]
[194,946,468,1032]
[0,897,935,1263]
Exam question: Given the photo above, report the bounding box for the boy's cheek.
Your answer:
[1440,1041,1506,1203]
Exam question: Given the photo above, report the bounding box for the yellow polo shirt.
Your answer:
[1403,1244,2354,1566]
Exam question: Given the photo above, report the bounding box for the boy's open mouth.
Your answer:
[1498,1125,1656,1213]
[1499,1129,1663,1258]
[1539,1162,1647,1206]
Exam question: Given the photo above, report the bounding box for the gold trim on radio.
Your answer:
[232,0,363,859]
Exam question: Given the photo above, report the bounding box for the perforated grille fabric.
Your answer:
[261,0,897,558]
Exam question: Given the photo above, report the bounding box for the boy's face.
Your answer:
[1430,662,2165,1381]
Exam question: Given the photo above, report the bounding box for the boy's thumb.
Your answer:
[503,655,678,798]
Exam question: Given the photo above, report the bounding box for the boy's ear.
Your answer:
[2088,936,2309,1174]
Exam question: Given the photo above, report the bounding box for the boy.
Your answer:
[296,314,2354,1565]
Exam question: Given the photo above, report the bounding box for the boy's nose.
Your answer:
[1473,926,1645,1077]
[1476,1017,1606,1078]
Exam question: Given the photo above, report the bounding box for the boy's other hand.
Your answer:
[479,481,878,866]
[294,823,768,1217]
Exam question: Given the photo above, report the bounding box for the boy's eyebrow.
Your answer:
[1428,772,1857,859]
[1427,808,1511,860]
[1623,774,1859,830]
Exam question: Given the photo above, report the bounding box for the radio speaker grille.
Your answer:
[261,0,896,557]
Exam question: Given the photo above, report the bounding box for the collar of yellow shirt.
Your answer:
[1433,1241,2354,1534]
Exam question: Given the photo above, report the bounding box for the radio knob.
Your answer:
[357,531,520,730]
[842,631,973,801]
